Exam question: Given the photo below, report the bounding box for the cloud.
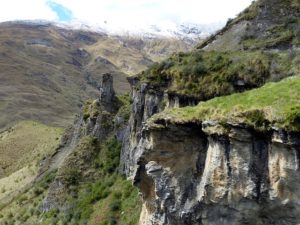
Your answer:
[0,0,254,29]
[0,0,57,22]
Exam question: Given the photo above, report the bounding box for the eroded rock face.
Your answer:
[131,121,300,225]
[120,77,200,178]
[84,73,120,139]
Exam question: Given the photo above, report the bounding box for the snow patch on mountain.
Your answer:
[60,20,223,40]
[5,20,223,41]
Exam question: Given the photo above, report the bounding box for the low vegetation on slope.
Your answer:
[0,121,63,177]
[0,121,62,214]
[140,49,300,99]
[0,170,57,225]
[39,136,141,225]
[232,0,299,29]
[153,75,300,131]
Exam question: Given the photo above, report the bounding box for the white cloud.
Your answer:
[0,0,254,29]
[0,0,57,22]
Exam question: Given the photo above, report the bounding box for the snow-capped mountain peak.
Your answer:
[4,19,223,41]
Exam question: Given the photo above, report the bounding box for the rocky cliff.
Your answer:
[119,71,300,225]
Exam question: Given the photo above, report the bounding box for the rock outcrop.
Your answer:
[43,73,122,212]
[98,73,119,113]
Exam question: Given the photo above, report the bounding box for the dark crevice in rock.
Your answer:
[250,132,270,201]
[196,132,208,178]
[223,137,232,179]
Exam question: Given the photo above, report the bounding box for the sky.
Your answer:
[0,0,254,30]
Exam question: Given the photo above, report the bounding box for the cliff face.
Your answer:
[120,77,200,179]
[122,88,300,224]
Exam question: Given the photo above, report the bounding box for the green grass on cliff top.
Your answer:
[153,75,300,131]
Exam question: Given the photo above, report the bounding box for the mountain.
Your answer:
[0,21,198,129]
[55,20,219,41]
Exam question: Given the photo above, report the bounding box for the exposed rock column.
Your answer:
[99,73,118,113]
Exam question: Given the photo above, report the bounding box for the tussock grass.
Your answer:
[0,121,63,177]
[0,170,57,225]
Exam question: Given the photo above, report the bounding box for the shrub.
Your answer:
[110,200,121,212]
[103,137,122,174]
[33,187,43,196]
[63,168,80,186]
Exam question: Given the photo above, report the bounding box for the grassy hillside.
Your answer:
[0,121,63,178]
[153,75,300,131]
[0,121,63,213]
[0,22,128,129]
[86,35,194,76]
[0,170,58,225]
[137,0,300,102]
[142,0,300,131]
